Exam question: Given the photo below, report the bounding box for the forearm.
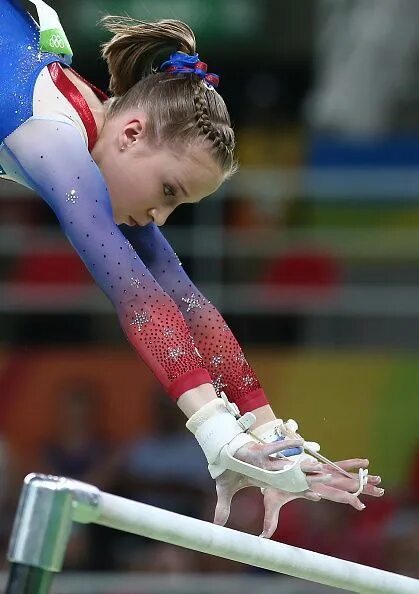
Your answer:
[121,223,270,413]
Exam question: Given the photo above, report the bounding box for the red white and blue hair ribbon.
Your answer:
[160,51,220,88]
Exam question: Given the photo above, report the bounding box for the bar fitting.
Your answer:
[8,474,101,572]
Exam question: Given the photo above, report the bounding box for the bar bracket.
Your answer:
[7,474,100,572]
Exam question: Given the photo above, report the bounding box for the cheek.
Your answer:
[114,162,149,207]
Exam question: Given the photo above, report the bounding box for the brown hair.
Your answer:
[100,16,237,177]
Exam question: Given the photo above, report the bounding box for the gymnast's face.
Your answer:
[92,112,224,227]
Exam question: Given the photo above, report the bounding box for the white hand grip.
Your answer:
[217,445,310,493]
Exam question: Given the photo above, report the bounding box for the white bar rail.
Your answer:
[95,492,418,594]
[7,475,419,594]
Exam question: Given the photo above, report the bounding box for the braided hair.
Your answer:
[193,83,235,168]
[101,16,237,177]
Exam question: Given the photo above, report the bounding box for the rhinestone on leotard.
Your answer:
[130,277,142,288]
[213,375,227,395]
[65,189,79,204]
[211,354,223,367]
[167,346,186,361]
[130,310,151,332]
[163,327,176,338]
[242,375,255,387]
[182,293,203,313]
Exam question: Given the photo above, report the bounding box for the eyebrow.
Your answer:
[176,179,189,199]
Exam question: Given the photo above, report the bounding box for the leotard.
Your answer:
[0,0,268,412]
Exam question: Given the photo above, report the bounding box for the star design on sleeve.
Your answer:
[235,352,247,366]
[167,346,186,361]
[211,354,224,367]
[242,374,256,387]
[182,293,203,313]
[163,327,176,338]
[130,310,151,332]
[213,375,227,395]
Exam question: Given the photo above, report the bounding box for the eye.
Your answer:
[163,183,176,198]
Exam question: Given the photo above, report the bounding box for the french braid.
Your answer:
[193,82,235,166]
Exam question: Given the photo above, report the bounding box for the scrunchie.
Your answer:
[160,51,220,88]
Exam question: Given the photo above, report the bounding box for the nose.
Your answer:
[148,208,170,227]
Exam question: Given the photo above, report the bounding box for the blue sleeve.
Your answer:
[121,223,268,412]
[2,118,211,397]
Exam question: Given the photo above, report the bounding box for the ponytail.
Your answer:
[100,16,196,96]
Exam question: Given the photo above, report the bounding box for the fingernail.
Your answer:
[360,504,366,510]
[377,488,385,496]
[364,459,369,465]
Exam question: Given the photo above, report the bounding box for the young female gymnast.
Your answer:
[0,0,383,538]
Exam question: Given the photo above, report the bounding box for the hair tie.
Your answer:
[160,51,220,88]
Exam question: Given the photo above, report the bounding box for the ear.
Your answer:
[119,113,148,149]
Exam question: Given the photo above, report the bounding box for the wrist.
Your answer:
[185,394,255,472]
[177,383,218,418]
[251,405,277,429]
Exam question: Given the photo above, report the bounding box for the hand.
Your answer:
[307,457,383,509]
[213,438,331,530]
[260,458,384,539]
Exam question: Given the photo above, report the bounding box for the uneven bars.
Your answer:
[96,491,418,594]
[6,475,419,594]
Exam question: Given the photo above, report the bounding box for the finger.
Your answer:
[363,485,385,497]
[213,487,234,526]
[327,468,380,486]
[301,460,323,473]
[303,491,322,502]
[307,473,333,485]
[329,459,369,471]
[262,438,304,456]
[325,475,384,497]
[260,490,296,539]
[260,500,281,539]
[213,496,232,526]
[313,483,366,511]
[265,457,323,474]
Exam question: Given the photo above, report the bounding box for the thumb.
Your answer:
[263,438,304,457]
[260,490,299,539]
[213,487,233,527]
[260,491,283,539]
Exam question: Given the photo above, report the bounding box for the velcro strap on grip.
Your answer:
[186,399,255,465]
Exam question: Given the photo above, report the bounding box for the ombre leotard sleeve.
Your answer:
[2,118,211,398]
[121,223,269,413]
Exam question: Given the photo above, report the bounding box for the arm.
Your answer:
[3,118,213,400]
[4,118,357,530]
[121,222,271,415]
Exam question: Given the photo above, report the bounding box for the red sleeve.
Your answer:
[121,223,269,413]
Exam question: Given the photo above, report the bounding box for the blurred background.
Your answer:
[0,0,419,592]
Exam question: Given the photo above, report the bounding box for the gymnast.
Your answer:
[0,0,383,538]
